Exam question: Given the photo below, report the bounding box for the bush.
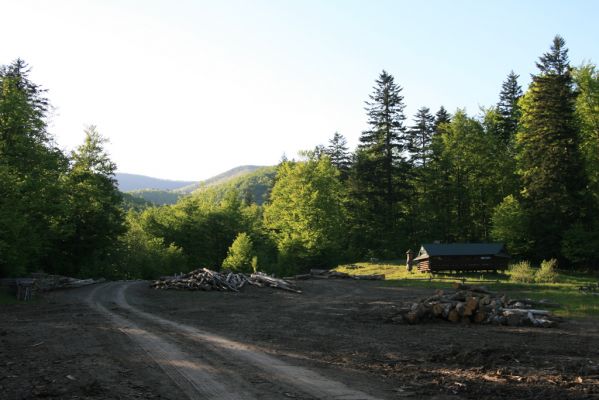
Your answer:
[535,258,559,283]
[508,261,536,283]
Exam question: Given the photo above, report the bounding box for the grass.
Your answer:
[0,287,20,305]
[335,261,599,318]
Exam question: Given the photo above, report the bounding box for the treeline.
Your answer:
[1,35,598,279]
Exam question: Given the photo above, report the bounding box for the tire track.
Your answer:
[88,282,382,400]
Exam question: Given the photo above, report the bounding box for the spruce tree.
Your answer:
[348,70,408,257]
[517,35,588,260]
[324,132,351,178]
[496,71,523,145]
[407,107,435,167]
[433,106,451,135]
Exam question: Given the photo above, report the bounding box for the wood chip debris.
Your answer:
[150,268,301,293]
[384,283,562,327]
[289,269,385,281]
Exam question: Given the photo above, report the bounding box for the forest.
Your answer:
[1,35,598,279]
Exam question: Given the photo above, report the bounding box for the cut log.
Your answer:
[463,296,479,317]
[447,308,460,323]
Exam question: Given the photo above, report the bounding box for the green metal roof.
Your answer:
[413,243,509,261]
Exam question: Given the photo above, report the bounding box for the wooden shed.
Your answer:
[413,243,510,273]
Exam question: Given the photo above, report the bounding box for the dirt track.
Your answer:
[1,279,599,399]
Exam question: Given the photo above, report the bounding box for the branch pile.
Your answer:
[30,273,104,291]
[385,283,561,328]
[150,268,301,293]
[290,269,384,281]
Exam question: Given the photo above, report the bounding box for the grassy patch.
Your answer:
[0,288,19,305]
[335,262,599,318]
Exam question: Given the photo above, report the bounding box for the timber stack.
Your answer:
[290,269,384,281]
[151,268,301,293]
[385,283,561,328]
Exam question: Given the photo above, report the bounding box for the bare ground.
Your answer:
[1,279,598,399]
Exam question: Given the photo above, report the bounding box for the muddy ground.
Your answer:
[1,279,598,399]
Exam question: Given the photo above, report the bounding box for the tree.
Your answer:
[516,35,589,260]
[348,70,409,257]
[434,106,451,134]
[222,232,255,273]
[496,71,522,145]
[407,107,435,167]
[490,195,531,257]
[573,64,599,208]
[264,157,346,273]
[0,59,67,277]
[324,132,351,178]
[53,126,125,276]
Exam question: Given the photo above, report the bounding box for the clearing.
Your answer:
[1,279,598,399]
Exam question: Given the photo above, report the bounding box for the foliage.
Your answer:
[115,211,187,279]
[561,222,599,266]
[127,189,183,206]
[496,71,522,145]
[508,261,536,283]
[536,258,559,283]
[0,60,68,277]
[491,195,531,257]
[573,64,599,208]
[264,157,346,273]
[324,132,351,179]
[222,232,255,273]
[516,36,589,260]
[348,70,409,257]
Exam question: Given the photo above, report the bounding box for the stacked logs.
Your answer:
[387,283,561,328]
[150,268,301,293]
[290,269,385,281]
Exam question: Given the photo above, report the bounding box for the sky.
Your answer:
[1,0,598,181]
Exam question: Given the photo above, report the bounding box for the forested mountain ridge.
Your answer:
[174,165,265,194]
[115,172,196,192]
[121,165,270,206]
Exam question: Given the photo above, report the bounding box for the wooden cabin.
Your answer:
[413,243,510,273]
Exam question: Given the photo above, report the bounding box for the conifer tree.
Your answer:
[433,106,451,135]
[517,35,589,260]
[348,70,408,257]
[496,71,523,145]
[407,107,435,167]
[324,132,351,178]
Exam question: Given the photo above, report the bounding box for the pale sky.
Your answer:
[1,0,598,180]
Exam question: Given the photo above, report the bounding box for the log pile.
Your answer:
[385,283,561,328]
[289,269,384,281]
[150,268,301,293]
[30,273,104,291]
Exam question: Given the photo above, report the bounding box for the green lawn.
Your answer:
[335,262,599,318]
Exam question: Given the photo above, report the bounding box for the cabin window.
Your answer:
[480,256,491,260]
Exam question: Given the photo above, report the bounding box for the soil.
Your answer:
[1,279,598,399]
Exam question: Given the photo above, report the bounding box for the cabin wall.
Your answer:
[417,256,508,273]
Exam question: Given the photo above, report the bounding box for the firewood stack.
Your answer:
[290,269,385,281]
[150,268,301,293]
[386,283,561,328]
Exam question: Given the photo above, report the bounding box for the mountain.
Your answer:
[118,165,270,206]
[174,165,264,194]
[194,166,277,205]
[115,173,197,192]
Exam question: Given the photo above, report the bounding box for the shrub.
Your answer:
[508,261,536,283]
[535,258,559,283]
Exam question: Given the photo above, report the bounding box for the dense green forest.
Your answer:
[1,36,598,279]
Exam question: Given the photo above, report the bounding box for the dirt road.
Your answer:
[1,279,599,399]
[86,281,383,399]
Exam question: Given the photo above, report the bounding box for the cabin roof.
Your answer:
[413,243,509,261]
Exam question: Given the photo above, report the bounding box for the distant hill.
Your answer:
[118,165,271,206]
[174,165,264,194]
[115,173,197,192]
[193,166,277,205]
